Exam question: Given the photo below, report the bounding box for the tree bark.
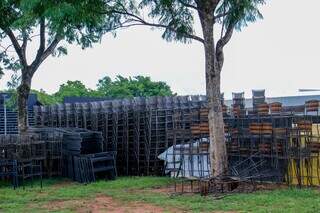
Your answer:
[207,73,227,178]
[200,12,228,178]
[17,69,32,134]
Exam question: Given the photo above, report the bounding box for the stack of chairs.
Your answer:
[0,134,45,189]
[18,160,43,188]
[61,129,103,155]
[61,128,116,183]
[73,152,116,183]
[0,107,35,135]
[252,90,266,108]
[232,92,245,117]
[0,159,18,189]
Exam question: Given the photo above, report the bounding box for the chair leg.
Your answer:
[40,162,43,189]
[22,164,25,190]
[31,161,34,188]
[12,177,14,190]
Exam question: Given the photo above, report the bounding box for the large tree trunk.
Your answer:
[207,74,227,178]
[200,12,228,178]
[17,70,32,134]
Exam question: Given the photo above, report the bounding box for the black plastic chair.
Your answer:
[18,160,43,189]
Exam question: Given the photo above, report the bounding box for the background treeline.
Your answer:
[3,75,175,106]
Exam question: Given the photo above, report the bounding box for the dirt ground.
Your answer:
[42,182,288,212]
[44,194,184,213]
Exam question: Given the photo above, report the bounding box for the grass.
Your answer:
[0,177,319,212]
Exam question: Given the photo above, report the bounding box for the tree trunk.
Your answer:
[207,75,227,178]
[17,70,32,134]
[200,13,228,178]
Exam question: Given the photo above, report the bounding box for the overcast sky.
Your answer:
[1,0,320,99]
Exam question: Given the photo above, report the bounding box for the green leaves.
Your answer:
[9,76,174,105]
[0,0,22,29]
[54,80,93,102]
[31,89,58,105]
[96,75,174,98]
[0,51,22,72]
[7,70,21,90]
[216,0,266,31]
[135,0,266,43]
[26,0,107,47]
[0,0,110,74]
[53,46,68,57]
[0,67,4,78]
[141,0,195,43]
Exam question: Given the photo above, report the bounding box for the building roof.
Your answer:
[0,92,40,109]
[63,96,113,104]
[225,94,320,108]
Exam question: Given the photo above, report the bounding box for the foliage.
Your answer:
[5,75,175,106]
[0,0,109,72]
[0,0,117,131]
[2,71,21,110]
[0,69,3,78]
[110,0,266,44]
[97,75,174,98]
[53,80,95,103]
[139,0,196,43]
[0,177,319,213]
[6,70,21,90]
[37,76,174,105]
[216,0,265,30]
[31,89,58,106]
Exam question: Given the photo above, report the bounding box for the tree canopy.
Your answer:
[3,75,175,105]
[105,0,266,177]
[0,0,108,73]
[105,0,265,44]
[97,75,174,98]
[0,0,112,131]
[54,80,98,103]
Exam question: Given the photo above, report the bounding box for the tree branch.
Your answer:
[109,8,204,44]
[216,22,235,71]
[143,21,204,43]
[21,30,28,59]
[214,11,230,21]
[96,1,204,43]
[2,28,27,67]
[216,22,234,54]
[34,17,46,64]
[177,0,199,11]
[0,44,14,54]
[31,36,61,73]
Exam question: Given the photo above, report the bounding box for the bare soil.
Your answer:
[44,195,184,213]
[41,182,286,212]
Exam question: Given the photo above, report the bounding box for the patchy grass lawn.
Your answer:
[0,177,319,212]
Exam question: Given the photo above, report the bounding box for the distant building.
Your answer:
[225,94,320,108]
[0,93,40,134]
[0,92,41,109]
[63,96,112,104]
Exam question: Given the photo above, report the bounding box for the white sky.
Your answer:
[1,0,320,99]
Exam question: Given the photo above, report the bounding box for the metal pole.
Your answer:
[3,94,7,136]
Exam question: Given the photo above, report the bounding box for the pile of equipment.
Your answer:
[61,128,116,183]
